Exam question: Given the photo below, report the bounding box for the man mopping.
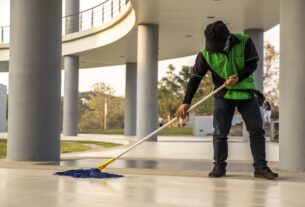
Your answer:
[176,21,278,179]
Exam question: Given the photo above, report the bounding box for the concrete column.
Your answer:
[0,84,7,132]
[244,29,264,92]
[124,63,137,136]
[65,0,79,34]
[279,0,305,171]
[8,0,62,161]
[63,56,79,136]
[136,24,159,141]
[63,0,79,136]
[243,29,264,142]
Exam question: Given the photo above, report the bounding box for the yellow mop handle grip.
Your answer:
[96,157,116,170]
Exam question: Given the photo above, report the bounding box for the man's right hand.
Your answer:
[225,75,239,86]
[176,104,191,119]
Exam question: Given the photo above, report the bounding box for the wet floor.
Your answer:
[1,168,305,207]
[39,159,269,173]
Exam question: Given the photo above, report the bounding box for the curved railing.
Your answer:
[0,0,130,44]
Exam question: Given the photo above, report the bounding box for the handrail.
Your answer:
[65,0,117,18]
[0,0,130,44]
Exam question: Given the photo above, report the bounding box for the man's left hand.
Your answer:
[225,75,239,86]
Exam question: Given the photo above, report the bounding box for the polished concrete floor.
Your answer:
[1,135,302,206]
[59,158,277,173]
[0,167,305,207]
[62,141,279,161]
[62,158,248,171]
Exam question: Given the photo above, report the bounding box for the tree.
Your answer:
[158,64,183,121]
[176,66,214,116]
[78,91,92,117]
[176,66,192,91]
[78,82,124,130]
[264,42,279,112]
[158,64,215,124]
[191,71,215,116]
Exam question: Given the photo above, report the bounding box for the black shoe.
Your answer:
[208,165,226,178]
[254,166,279,180]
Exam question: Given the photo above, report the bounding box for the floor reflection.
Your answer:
[57,159,258,173]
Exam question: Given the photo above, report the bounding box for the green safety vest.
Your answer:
[201,33,256,100]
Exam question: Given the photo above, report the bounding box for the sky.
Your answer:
[0,0,280,97]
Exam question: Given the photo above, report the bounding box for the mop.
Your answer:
[55,84,226,178]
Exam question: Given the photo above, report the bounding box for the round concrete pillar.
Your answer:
[279,0,305,171]
[63,0,79,136]
[243,29,264,142]
[136,24,159,141]
[8,0,62,161]
[0,84,7,132]
[65,0,79,34]
[244,29,264,92]
[63,56,79,136]
[124,63,137,136]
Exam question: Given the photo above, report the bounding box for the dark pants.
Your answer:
[213,96,267,168]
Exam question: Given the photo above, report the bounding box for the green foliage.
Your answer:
[77,64,215,132]
[191,72,215,116]
[61,141,90,153]
[158,64,214,122]
[157,127,193,135]
[264,42,280,114]
[177,66,192,90]
[0,139,122,159]
[0,139,6,159]
[78,82,124,131]
[75,141,122,148]
[79,128,124,134]
[158,64,184,120]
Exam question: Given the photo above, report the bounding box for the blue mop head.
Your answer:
[55,168,123,178]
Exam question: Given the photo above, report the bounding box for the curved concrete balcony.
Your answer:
[0,0,135,71]
[0,0,281,73]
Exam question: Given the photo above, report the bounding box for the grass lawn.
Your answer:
[0,139,6,159]
[71,140,122,148]
[157,127,193,135]
[0,139,122,159]
[80,127,193,136]
[61,141,90,153]
[79,128,124,134]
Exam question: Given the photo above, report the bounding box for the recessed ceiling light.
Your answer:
[207,16,215,19]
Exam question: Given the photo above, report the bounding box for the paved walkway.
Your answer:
[59,134,279,162]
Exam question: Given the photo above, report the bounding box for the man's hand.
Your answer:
[176,104,191,119]
[225,75,239,86]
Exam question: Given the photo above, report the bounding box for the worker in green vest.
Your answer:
[176,21,278,179]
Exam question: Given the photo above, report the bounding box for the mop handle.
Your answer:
[114,84,226,159]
